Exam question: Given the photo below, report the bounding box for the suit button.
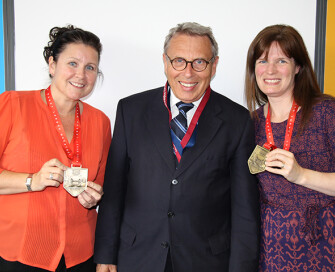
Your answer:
[167,211,175,218]
[161,242,169,248]
[172,179,178,185]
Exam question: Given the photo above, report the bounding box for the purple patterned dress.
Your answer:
[255,99,335,272]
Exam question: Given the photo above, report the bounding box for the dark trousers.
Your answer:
[0,255,95,272]
[164,251,173,272]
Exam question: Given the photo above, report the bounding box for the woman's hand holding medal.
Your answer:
[78,181,104,209]
[31,158,67,191]
[32,158,103,208]
[265,148,304,184]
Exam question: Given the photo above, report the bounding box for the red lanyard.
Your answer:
[264,100,299,151]
[163,82,211,161]
[45,86,82,167]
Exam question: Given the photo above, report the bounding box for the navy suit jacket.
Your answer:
[94,87,260,272]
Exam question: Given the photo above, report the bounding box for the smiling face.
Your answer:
[255,42,300,99]
[163,34,218,103]
[49,43,99,102]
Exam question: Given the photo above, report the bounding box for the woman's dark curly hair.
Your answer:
[43,25,102,66]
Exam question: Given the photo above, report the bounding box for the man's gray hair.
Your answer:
[164,22,219,59]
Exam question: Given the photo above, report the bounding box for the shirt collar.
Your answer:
[169,87,204,109]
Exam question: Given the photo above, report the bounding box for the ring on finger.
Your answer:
[281,163,285,169]
[49,173,54,180]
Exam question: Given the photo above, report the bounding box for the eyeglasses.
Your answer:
[166,55,214,72]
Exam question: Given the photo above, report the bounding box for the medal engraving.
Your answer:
[63,166,88,197]
[248,145,270,174]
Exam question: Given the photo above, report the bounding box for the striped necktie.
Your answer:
[171,102,194,141]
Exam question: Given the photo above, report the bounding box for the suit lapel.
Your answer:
[175,93,223,177]
[144,89,176,173]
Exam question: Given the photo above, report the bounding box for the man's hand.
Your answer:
[96,264,117,272]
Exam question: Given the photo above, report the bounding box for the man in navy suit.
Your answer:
[94,22,259,272]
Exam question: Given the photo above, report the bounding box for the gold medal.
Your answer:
[248,145,270,174]
[63,166,88,197]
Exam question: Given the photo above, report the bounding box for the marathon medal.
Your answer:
[63,165,88,197]
[248,145,269,174]
[45,86,87,197]
[248,101,299,174]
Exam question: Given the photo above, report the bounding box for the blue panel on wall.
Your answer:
[0,0,4,94]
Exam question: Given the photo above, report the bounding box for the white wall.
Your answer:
[14,0,317,126]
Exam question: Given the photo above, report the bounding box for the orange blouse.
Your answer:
[0,90,111,270]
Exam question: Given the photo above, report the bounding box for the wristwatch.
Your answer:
[25,173,33,191]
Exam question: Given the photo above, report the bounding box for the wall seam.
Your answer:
[3,0,15,90]
[314,0,327,92]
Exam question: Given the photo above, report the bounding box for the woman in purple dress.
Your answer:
[245,24,335,272]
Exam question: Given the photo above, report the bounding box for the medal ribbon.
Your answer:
[264,100,299,151]
[163,82,211,162]
[45,86,82,167]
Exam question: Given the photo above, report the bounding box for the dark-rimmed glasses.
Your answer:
[166,55,214,72]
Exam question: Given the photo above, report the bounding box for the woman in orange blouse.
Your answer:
[0,25,111,271]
